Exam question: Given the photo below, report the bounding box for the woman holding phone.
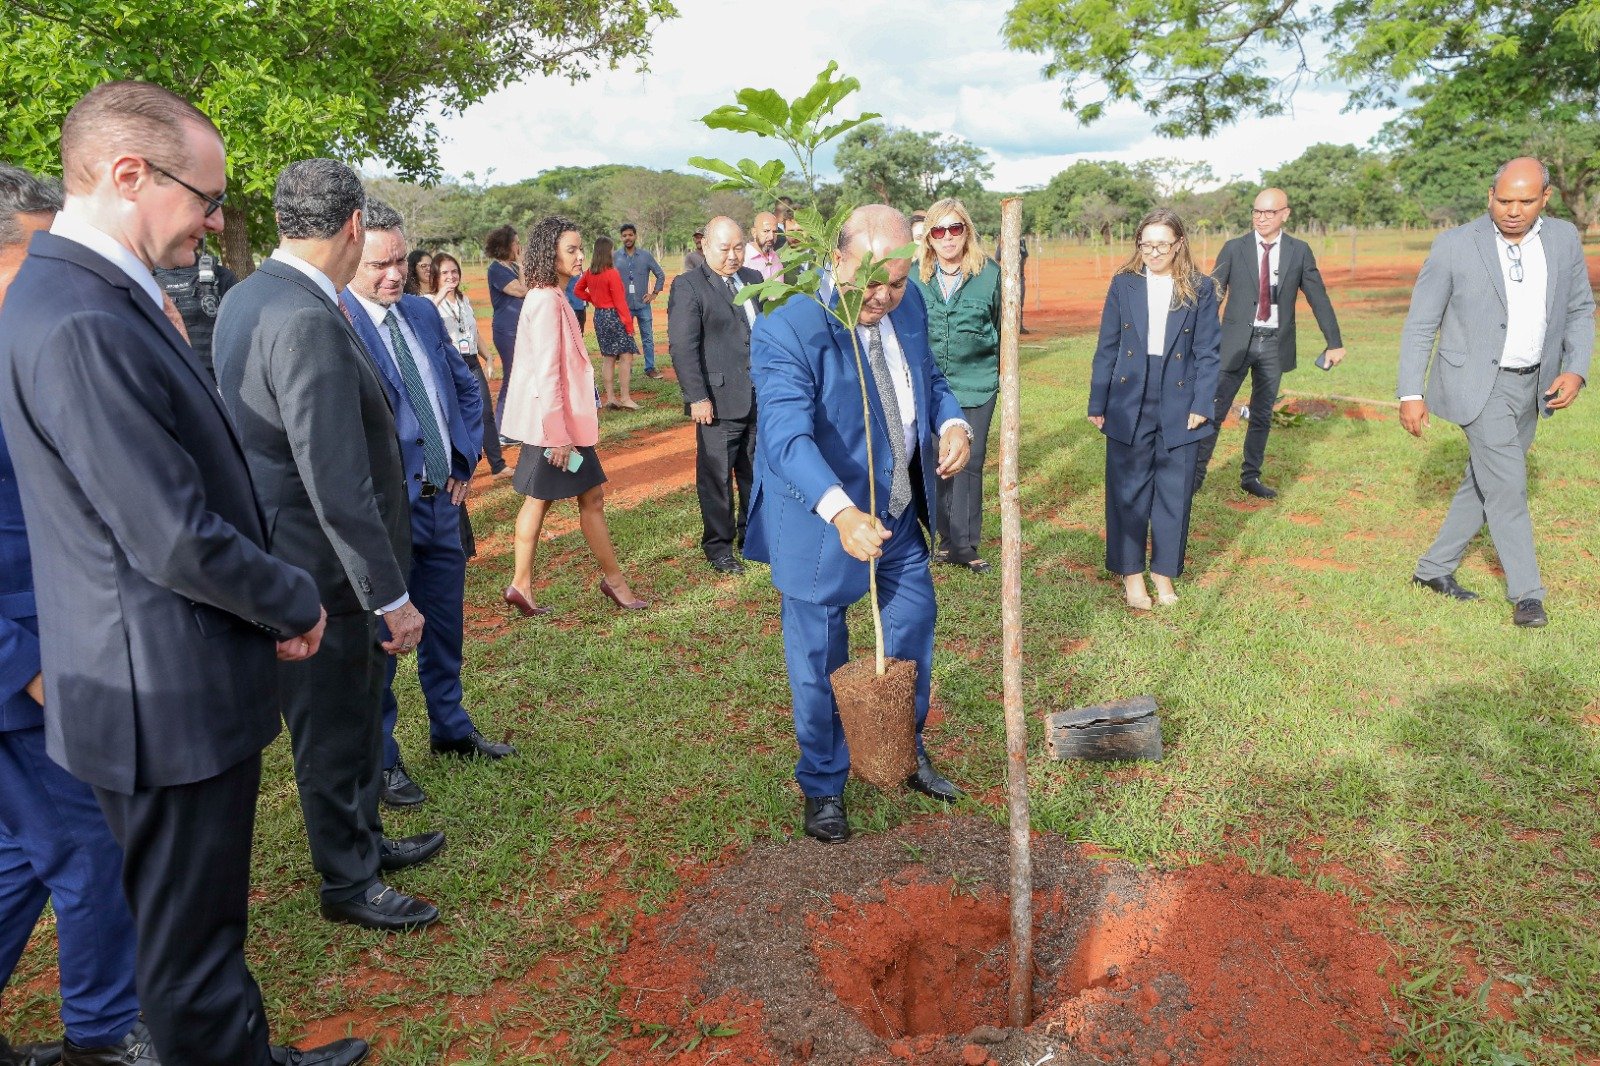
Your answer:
[429,252,506,476]
[1088,208,1220,609]
[499,216,647,616]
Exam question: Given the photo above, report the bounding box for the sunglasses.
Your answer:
[145,159,227,218]
[1504,240,1524,283]
[929,222,966,240]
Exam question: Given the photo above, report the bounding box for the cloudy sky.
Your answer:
[432,0,1399,190]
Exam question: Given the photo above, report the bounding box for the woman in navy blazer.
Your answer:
[1088,209,1221,608]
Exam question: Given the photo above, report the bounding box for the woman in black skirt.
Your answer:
[498,216,648,615]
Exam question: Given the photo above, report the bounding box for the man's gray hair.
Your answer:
[1493,157,1551,190]
[0,164,64,248]
[274,158,365,240]
[836,203,911,253]
[362,197,404,233]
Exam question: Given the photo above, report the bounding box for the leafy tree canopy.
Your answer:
[1,0,675,271]
[833,124,994,213]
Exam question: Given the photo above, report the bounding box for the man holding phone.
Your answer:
[1398,157,1594,628]
[1194,187,1347,499]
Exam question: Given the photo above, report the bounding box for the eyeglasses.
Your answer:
[929,222,966,240]
[1137,240,1178,254]
[1504,240,1524,283]
[1252,207,1287,217]
[145,160,226,218]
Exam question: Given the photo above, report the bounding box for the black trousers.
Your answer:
[696,415,755,560]
[94,756,273,1066]
[460,349,504,474]
[1194,331,1282,488]
[935,394,996,559]
[280,611,384,903]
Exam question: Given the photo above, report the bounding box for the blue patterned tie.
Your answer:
[384,310,450,488]
[865,324,912,519]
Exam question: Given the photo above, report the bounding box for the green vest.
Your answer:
[912,258,1002,407]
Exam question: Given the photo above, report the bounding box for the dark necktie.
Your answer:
[384,310,450,487]
[1256,241,1275,321]
[864,324,912,519]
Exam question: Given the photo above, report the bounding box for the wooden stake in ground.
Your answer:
[998,196,1034,1028]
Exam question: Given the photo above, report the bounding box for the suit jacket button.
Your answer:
[1120,376,1128,383]
[1178,381,1185,387]
[415,437,424,446]
[413,473,422,480]
[1175,353,1182,360]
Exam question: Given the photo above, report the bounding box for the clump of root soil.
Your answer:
[607,816,1406,1065]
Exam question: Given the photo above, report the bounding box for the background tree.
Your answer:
[0,0,676,274]
[1260,144,1401,230]
[602,167,708,257]
[1026,160,1157,238]
[1002,0,1600,139]
[834,124,994,212]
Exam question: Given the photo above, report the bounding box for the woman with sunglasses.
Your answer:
[911,198,1002,573]
[1088,208,1220,609]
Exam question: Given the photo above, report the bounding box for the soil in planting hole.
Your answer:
[607,815,1407,1065]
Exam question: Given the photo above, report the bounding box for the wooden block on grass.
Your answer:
[1046,695,1162,762]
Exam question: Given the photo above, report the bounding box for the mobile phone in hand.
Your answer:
[543,448,585,473]
[1314,349,1333,371]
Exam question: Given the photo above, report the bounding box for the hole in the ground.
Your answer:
[812,882,1030,1039]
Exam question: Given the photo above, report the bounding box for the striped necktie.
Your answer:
[384,310,450,488]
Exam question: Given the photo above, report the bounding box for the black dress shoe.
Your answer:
[320,882,439,931]
[1513,598,1548,628]
[905,752,964,803]
[4,1035,63,1066]
[430,730,516,760]
[379,760,426,808]
[61,1023,157,1066]
[1411,574,1480,602]
[269,1038,369,1066]
[379,830,446,872]
[803,795,850,844]
[1241,479,1278,499]
[708,556,745,575]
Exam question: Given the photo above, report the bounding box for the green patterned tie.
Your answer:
[384,310,450,488]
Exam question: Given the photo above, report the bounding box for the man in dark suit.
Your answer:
[214,160,442,933]
[1193,187,1346,498]
[667,216,764,574]
[744,205,971,844]
[337,200,514,810]
[0,83,363,1066]
[0,165,143,1066]
[1398,157,1594,628]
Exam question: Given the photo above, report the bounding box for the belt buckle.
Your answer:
[420,482,438,498]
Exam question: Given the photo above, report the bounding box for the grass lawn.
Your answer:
[6,268,1598,1065]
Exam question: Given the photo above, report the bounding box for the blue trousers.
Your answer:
[1105,353,1199,578]
[0,726,138,1047]
[779,507,936,797]
[381,492,475,768]
[629,303,656,371]
[491,324,516,431]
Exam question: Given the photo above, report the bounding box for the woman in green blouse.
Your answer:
[912,197,1002,573]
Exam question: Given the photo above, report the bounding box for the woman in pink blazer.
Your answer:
[500,216,647,615]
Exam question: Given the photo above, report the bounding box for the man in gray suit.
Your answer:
[1194,187,1346,498]
[1399,157,1594,628]
[667,216,764,574]
[214,159,443,931]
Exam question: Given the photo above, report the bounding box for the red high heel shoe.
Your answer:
[598,576,648,610]
[502,586,552,617]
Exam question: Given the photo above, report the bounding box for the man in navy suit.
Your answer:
[744,205,971,844]
[0,83,363,1066]
[338,200,514,810]
[0,165,144,1066]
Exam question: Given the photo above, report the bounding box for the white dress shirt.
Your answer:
[1253,231,1282,329]
[347,290,452,450]
[1146,272,1175,355]
[815,313,970,523]
[1497,218,1548,369]
[50,211,164,311]
[269,251,409,615]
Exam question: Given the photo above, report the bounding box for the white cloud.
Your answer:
[432,0,1400,192]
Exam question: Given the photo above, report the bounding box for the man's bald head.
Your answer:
[702,215,746,277]
[1488,157,1551,241]
[835,205,914,326]
[1252,187,1290,240]
[751,211,778,252]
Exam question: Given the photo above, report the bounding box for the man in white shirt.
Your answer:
[743,205,972,844]
[1398,157,1594,628]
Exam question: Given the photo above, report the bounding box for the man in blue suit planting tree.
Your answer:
[339,200,515,811]
[744,205,972,844]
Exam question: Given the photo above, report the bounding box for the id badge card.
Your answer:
[628,282,637,295]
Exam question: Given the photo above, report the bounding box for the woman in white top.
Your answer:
[1087,209,1221,609]
[431,252,507,477]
